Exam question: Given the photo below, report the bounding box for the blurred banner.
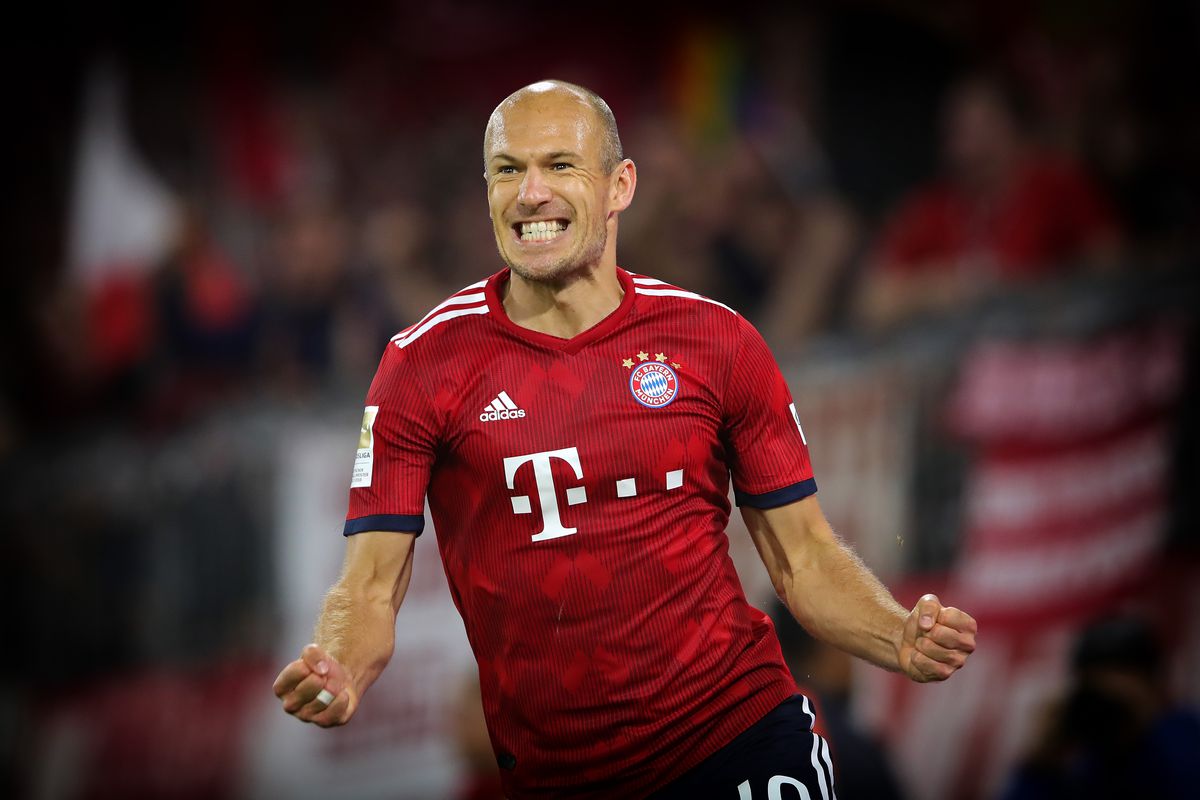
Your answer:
[947,320,1182,623]
[785,358,918,581]
[68,62,180,288]
[851,276,1198,800]
[67,62,182,379]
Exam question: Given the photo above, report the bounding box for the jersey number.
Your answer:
[737,776,813,799]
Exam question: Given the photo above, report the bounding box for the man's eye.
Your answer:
[497,166,517,175]
[551,163,570,171]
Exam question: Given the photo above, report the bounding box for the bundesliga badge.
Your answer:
[629,361,679,408]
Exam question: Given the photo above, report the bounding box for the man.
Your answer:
[273,80,977,799]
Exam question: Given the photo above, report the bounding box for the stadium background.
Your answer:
[4,1,1198,797]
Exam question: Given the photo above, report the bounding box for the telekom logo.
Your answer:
[503,447,588,542]
[503,446,685,542]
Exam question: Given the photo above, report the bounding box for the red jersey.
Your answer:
[345,267,817,798]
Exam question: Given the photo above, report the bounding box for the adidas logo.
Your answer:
[480,390,527,422]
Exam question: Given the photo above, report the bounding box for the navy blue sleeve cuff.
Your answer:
[734,478,818,509]
[343,514,425,536]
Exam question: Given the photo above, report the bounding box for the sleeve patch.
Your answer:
[350,405,379,488]
[789,402,807,445]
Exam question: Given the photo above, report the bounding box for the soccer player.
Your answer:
[273,80,978,799]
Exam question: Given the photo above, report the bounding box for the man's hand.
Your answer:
[897,594,977,683]
[273,643,359,727]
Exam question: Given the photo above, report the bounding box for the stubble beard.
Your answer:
[502,223,608,286]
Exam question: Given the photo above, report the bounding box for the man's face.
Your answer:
[485,91,614,283]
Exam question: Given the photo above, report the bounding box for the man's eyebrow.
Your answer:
[489,153,519,164]
[544,150,582,161]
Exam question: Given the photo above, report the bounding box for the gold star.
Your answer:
[654,353,667,362]
[896,535,905,548]
[621,358,634,369]
[671,362,681,369]
[637,351,649,361]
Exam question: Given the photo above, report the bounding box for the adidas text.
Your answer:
[480,408,527,422]
[481,390,526,421]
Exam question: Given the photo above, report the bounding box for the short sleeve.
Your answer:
[722,317,817,508]
[343,342,441,536]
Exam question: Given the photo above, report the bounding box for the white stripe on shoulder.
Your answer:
[394,305,489,349]
[634,286,737,314]
[631,276,671,286]
[391,292,487,342]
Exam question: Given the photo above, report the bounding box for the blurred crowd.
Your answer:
[3,2,1199,798]
[6,1,1198,440]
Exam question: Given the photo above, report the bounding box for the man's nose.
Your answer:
[517,166,553,208]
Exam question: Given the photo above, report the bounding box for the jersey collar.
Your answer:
[485,266,637,354]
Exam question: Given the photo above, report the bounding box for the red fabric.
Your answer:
[877,154,1117,279]
[346,268,815,798]
[183,244,251,330]
[87,272,155,374]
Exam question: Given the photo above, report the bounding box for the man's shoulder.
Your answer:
[626,272,740,320]
[387,274,497,356]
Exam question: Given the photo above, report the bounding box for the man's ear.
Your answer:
[609,159,637,213]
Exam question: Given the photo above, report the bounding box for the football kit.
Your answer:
[346,267,821,798]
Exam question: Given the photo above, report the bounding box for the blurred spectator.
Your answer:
[710,129,860,348]
[770,601,907,800]
[256,193,353,391]
[999,614,1200,800]
[359,199,446,327]
[618,113,722,298]
[149,203,258,424]
[856,74,1122,331]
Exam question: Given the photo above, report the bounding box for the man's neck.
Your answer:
[502,262,624,339]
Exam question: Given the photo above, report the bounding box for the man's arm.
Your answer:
[273,530,416,726]
[855,261,993,332]
[742,495,976,682]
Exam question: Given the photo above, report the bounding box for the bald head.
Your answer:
[484,80,624,175]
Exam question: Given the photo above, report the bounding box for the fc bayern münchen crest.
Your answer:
[629,361,679,408]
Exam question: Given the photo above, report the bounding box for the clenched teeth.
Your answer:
[518,220,568,241]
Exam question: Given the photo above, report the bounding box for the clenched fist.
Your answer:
[897,594,977,683]
[273,643,359,727]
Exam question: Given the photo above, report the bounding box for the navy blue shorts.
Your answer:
[650,695,837,800]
